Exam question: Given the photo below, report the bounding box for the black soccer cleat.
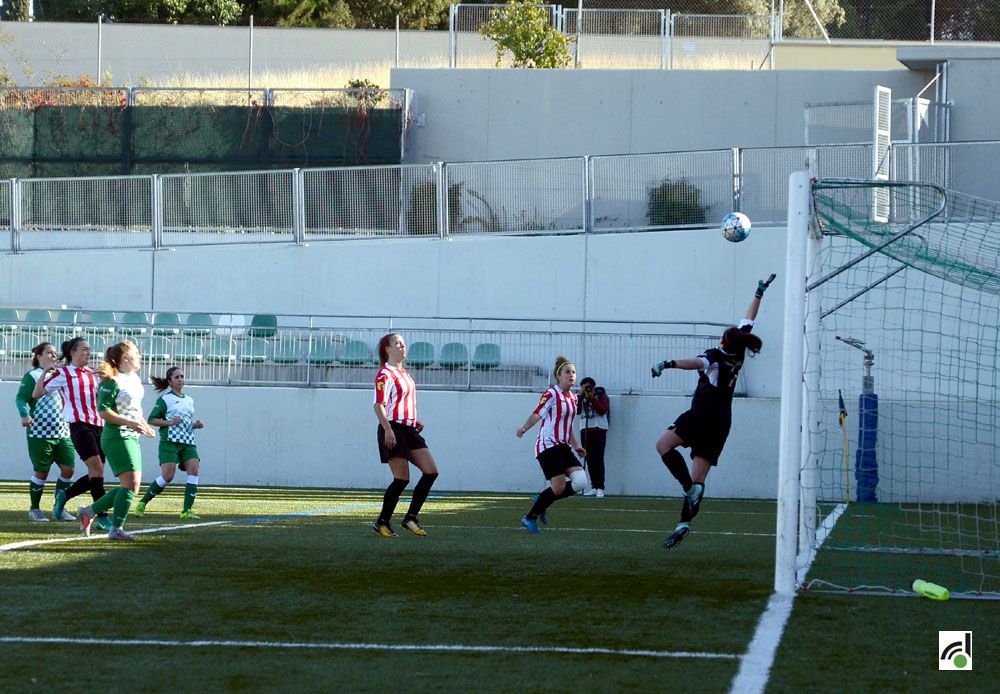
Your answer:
[684,483,704,521]
[663,523,690,549]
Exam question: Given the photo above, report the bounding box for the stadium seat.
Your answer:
[86,334,113,357]
[144,336,173,363]
[23,309,52,331]
[173,336,205,363]
[0,309,18,334]
[472,343,501,370]
[339,340,371,366]
[8,332,41,359]
[85,311,117,335]
[271,338,303,364]
[51,311,81,340]
[407,341,435,368]
[183,312,214,337]
[0,336,6,358]
[152,312,182,336]
[54,310,78,325]
[205,337,236,364]
[239,337,269,364]
[117,312,150,337]
[248,314,278,338]
[306,337,339,365]
[439,342,470,369]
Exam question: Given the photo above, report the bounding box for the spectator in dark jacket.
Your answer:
[578,377,610,497]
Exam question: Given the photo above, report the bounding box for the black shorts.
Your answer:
[669,409,731,466]
[69,422,105,463]
[377,421,428,464]
[536,444,581,480]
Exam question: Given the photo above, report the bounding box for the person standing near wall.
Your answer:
[33,337,112,532]
[651,274,775,549]
[16,342,77,522]
[516,356,588,534]
[372,333,439,538]
[577,376,610,498]
[135,366,205,520]
[79,340,155,541]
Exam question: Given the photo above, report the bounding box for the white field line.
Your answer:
[0,500,386,553]
[427,524,774,537]
[728,502,847,694]
[0,635,739,660]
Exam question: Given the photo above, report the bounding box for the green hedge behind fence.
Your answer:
[0,104,404,179]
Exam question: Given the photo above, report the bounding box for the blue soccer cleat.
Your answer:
[520,516,541,534]
[663,523,690,549]
[532,495,548,525]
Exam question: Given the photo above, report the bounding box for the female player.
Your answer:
[33,336,112,532]
[78,340,155,541]
[651,274,775,549]
[372,333,439,538]
[135,366,205,519]
[15,342,77,521]
[516,355,588,534]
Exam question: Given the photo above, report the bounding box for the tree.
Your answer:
[480,0,575,69]
[1,0,31,21]
[36,0,243,25]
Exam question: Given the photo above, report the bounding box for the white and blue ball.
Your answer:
[721,212,751,243]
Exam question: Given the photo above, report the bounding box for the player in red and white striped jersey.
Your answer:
[371,333,439,538]
[516,355,588,534]
[32,337,109,526]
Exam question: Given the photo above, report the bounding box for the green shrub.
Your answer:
[647,178,708,227]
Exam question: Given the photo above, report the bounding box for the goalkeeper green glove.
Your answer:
[755,273,777,299]
[651,360,676,378]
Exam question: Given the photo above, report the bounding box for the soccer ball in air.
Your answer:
[721,212,751,243]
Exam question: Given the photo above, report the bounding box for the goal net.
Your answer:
[780,174,1000,599]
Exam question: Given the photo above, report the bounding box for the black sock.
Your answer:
[378,478,408,525]
[404,472,438,520]
[662,450,692,492]
[88,476,109,518]
[527,488,558,520]
[557,484,576,499]
[63,475,90,501]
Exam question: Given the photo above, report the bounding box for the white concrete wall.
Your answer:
[0,381,780,498]
[391,68,929,163]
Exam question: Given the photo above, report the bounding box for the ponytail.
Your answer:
[722,327,763,356]
[151,366,182,392]
[97,340,136,381]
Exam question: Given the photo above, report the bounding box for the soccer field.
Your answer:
[0,482,995,692]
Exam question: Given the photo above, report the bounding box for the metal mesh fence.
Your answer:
[564,9,666,69]
[446,157,585,235]
[589,150,733,232]
[670,14,773,70]
[160,169,295,244]
[303,164,438,238]
[17,175,152,251]
[806,98,951,147]
[0,309,726,395]
[893,142,1000,202]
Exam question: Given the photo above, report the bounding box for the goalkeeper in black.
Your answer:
[650,274,775,549]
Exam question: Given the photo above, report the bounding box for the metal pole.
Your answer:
[248,15,254,98]
[575,0,583,69]
[395,15,401,67]
[930,0,936,44]
[97,16,103,84]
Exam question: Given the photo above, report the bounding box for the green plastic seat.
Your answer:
[472,342,501,370]
[307,337,338,365]
[184,312,214,337]
[23,309,52,331]
[248,314,278,338]
[86,334,113,357]
[407,341,435,369]
[439,342,470,369]
[8,332,41,359]
[239,337,269,364]
[152,312,182,336]
[0,308,18,334]
[143,336,172,363]
[205,337,236,364]
[85,311,117,335]
[55,310,78,325]
[339,340,372,366]
[271,338,303,364]
[117,312,150,336]
[173,336,205,363]
[0,336,6,358]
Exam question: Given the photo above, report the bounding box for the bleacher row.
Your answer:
[0,309,504,371]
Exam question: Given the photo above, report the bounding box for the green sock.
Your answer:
[141,479,165,504]
[91,487,120,516]
[183,482,198,512]
[113,489,136,528]
[55,477,71,496]
[29,478,45,510]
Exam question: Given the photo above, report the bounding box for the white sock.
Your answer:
[30,476,45,487]
[186,475,199,485]
[156,475,169,488]
[58,476,72,484]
